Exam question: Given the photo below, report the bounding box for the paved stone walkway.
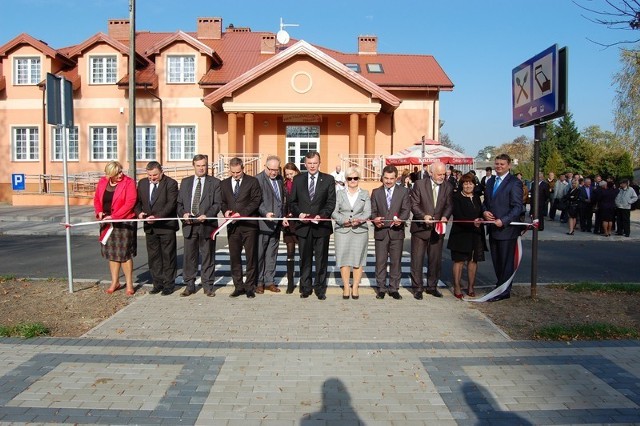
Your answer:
[1,287,640,425]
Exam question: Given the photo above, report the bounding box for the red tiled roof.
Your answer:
[117,64,158,89]
[65,33,148,66]
[0,33,74,66]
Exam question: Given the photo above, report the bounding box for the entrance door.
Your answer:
[286,125,320,172]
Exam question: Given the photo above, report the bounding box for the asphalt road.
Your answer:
[1,235,638,286]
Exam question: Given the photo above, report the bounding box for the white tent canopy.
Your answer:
[385,139,473,167]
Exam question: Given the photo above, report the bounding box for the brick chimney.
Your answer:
[261,34,276,54]
[358,35,377,55]
[197,17,222,40]
[108,19,130,42]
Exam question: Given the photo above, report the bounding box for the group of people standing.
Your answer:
[94,152,526,302]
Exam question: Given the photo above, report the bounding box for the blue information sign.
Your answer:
[12,174,25,191]
[512,44,558,127]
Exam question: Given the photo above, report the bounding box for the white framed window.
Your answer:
[136,126,157,161]
[12,127,39,161]
[90,55,117,84]
[14,57,41,85]
[286,125,320,172]
[90,126,118,161]
[52,126,79,161]
[167,55,195,83]
[168,126,196,161]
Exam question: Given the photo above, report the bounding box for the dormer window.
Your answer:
[345,63,361,73]
[366,63,384,73]
[167,55,195,83]
[14,57,41,85]
[90,55,117,84]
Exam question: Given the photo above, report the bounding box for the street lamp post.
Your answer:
[127,0,137,178]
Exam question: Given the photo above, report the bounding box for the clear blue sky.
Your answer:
[2,0,622,158]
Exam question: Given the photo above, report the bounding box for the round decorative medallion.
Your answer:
[291,71,312,94]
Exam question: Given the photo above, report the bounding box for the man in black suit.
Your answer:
[530,172,549,231]
[289,151,336,300]
[256,155,285,294]
[409,161,453,299]
[482,154,523,301]
[177,154,221,297]
[371,165,411,300]
[221,157,262,299]
[135,161,179,295]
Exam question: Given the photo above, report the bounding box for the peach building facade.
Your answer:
[0,17,453,204]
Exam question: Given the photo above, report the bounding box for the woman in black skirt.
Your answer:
[447,173,487,298]
[93,161,138,295]
[282,162,300,294]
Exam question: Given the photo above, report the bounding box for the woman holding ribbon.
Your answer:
[93,161,138,295]
[282,162,301,294]
[332,167,371,299]
[447,173,487,298]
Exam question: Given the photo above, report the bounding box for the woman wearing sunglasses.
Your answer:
[332,167,371,299]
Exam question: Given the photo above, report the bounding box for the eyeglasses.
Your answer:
[346,177,359,181]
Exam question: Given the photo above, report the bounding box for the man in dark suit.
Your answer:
[530,172,549,231]
[177,154,221,297]
[221,157,262,299]
[482,153,523,301]
[579,177,593,232]
[135,161,179,295]
[256,155,285,294]
[289,151,336,300]
[409,161,453,299]
[371,165,411,300]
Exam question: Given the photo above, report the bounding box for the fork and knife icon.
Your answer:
[516,72,529,103]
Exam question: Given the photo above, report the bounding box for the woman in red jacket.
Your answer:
[93,161,138,295]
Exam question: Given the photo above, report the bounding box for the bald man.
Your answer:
[409,162,453,299]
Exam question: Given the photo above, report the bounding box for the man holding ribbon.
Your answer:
[256,155,285,294]
[177,155,221,297]
[135,161,179,296]
[221,157,262,299]
[409,161,453,299]
[482,153,523,301]
[289,151,336,300]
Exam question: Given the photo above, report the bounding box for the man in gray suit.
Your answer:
[409,161,453,299]
[256,155,285,293]
[371,165,411,300]
[177,154,221,297]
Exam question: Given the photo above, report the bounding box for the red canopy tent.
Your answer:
[385,139,473,166]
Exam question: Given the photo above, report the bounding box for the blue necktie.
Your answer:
[272,179,280,201]
[492,176,501,195]
[386,187,392,209]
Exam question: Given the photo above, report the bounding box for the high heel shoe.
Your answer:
[566,230,574,235]
[126,287,135,296]
[105,284,122,294]
[454,293,464,299]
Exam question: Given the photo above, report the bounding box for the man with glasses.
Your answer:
[289,151,336,300]
[135,161,179,295]
[256,156,285,294]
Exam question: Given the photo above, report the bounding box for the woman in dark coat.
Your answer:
[563,179,581,235]
[597,181,618,237]
[282,162,300,294]
[447,173,487,298]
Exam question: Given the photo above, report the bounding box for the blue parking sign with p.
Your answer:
[12,174,25,191]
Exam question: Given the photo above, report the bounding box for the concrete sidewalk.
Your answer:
[1,203,640,424]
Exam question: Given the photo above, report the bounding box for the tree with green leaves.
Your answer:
[613,49,640,165]
[546,112,581,172]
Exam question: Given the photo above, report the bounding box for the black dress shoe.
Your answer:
[390,292,403,300]
[425,289,443,298]
[229,289,246,298]
[161,289,174,296]
[317,294,326,300]
[149,288,162,295]
[376,292,386,299]
[300,292,311,298]
[286,287,295,294]
[413,292,423,300]
[246,290,256,298]
[180,289,195,297]
[489,292,511,302]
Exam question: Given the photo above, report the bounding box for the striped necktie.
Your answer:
[386,187,392,209]
[191,178,201,215]
[309,174,316,200]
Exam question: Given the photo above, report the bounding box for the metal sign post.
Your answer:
[511,46,567,298]
[47,73,74,293]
